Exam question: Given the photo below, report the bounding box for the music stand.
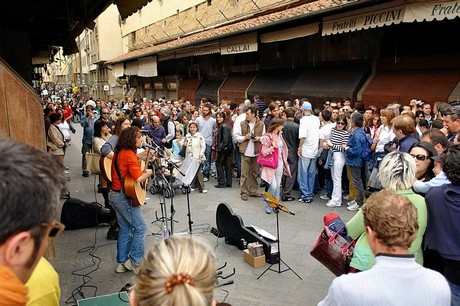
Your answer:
[257,192,302,280]
[175,156,202,235]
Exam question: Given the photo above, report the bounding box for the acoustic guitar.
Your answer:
[123,149,152,206]
[99,156,112,182]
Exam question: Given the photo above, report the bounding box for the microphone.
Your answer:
[141,141,156,150]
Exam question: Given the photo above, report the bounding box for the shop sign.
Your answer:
[404,0,460,22]
[323,1,405,35]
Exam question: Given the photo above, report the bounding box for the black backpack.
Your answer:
[60,198,111,230]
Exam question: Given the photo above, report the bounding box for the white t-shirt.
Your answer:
[319,122,335,141]
[299,115,320,158]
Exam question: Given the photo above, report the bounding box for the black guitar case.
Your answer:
[61,197,112,230]
[216,203,279,264]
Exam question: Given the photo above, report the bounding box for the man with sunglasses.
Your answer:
[99,107,114,130]
[0,139,65,305]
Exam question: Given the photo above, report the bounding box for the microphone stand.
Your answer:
[144,140,185,236]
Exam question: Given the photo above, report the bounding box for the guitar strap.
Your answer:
[113,153,125,190]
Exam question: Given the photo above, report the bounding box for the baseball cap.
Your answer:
[301,101,312,111]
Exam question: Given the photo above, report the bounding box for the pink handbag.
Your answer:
[257,135,279,169]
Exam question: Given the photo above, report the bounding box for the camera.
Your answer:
[250,132,255,139]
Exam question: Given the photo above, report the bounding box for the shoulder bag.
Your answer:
[310,225,355,276]
[257,135,279,169]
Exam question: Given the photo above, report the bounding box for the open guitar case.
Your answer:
[216,203,279,264]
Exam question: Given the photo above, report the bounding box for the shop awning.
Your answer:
[137,57,158,77]
[125,61,139,76]
[195,79,225,105]
[219,72,257,104]
[114,63,125,77]
[449,81,460,102]
[247,69,301,101]
[322,0,405,36]
[178,79,202,104]
[291,62,369,104]
[362,69,460,106]
[261,23,319,43]
[403,0,460,22]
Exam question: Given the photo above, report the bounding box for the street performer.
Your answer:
[109,127,152,274]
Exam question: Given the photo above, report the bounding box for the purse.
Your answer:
[310,225,355,276]
[257,135,279,169]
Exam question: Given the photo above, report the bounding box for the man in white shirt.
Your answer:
[319,190,451,306]
[297,101,320,203]
[234,105,265,201]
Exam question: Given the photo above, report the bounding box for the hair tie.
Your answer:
[165,273,195,294]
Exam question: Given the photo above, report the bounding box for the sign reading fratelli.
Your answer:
[323,0,460,36]
[322,2,406,36]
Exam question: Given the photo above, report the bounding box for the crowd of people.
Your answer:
[39,90,460,305]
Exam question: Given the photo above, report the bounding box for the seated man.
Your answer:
[0,139,65,305]
[318,190,451,306]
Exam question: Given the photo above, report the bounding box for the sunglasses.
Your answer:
[336,122,346,125]
[410,154,429,161]
[41,220,65,238]
[102,112,109,115]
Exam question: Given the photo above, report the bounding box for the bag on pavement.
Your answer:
[60,197,111,230]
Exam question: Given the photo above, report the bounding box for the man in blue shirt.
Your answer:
[80,104,99,177]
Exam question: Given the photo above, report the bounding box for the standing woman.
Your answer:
[325,114,349,207]
[47,112,67,167]
[93,120,111,204]
[110,127,152,274]
[260,118,291,214]
[214,112,234,188]
[185,122,207,193]
[367,108,396,190]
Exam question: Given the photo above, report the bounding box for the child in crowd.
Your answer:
[323,213,353,242]
[413,154,450,194]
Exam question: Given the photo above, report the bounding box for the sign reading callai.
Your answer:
[220,42,258,55]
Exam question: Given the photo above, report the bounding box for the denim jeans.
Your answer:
[298,156,317,200]
[202,144,212,178]
[109,190,148,266]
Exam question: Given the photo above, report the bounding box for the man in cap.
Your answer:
[297,101,320,203]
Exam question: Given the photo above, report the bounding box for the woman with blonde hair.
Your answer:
[131,236,217,306]
[345,151,427,271]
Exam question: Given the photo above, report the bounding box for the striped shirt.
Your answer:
[330,128,349,152]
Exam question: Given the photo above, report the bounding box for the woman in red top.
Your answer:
[109,127,152,274]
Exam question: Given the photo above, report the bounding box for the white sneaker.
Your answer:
[347,200,357,207]
[115,263,128,273]
[203,177,209,182]
[343,194,350,200]
[320,195,331,200]
[201,189,208,193]
[326,202,341,208]
[347,202,361,211]
[123,259,139,274]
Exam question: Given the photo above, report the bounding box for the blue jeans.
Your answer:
[109,191,148,266]
[202,144,212,178]
[298,156,317,200]
[450,280,460,306]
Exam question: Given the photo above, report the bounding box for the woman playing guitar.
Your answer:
[109,126,153,274]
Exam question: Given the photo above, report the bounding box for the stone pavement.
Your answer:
[53,128,357,306]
